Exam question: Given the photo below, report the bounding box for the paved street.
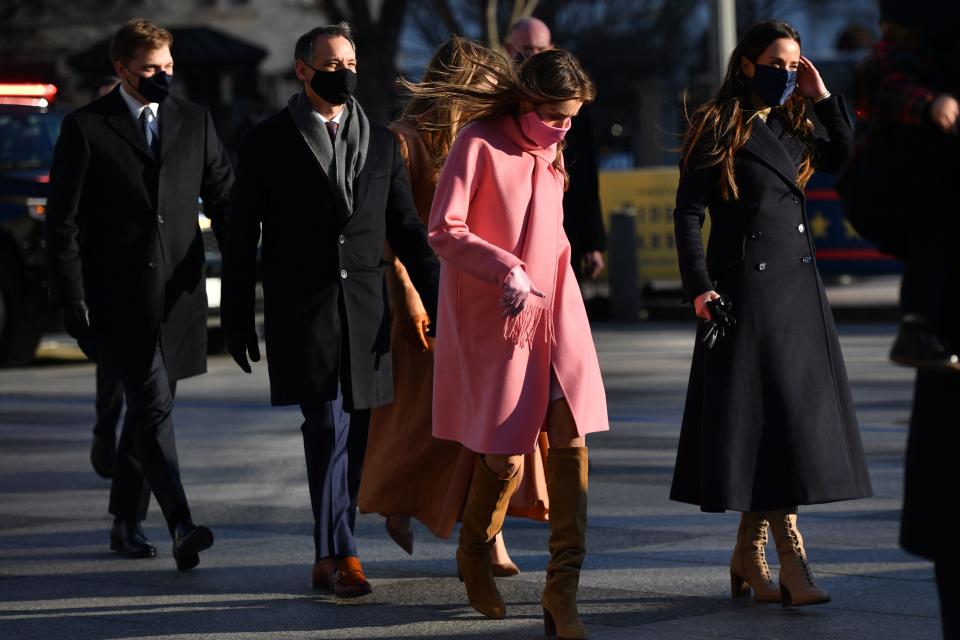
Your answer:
[0,322,939,639]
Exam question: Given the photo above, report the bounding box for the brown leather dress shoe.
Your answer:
[312,557,337,591]
[335,556,372,598]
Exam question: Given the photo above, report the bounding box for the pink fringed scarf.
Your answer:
[500,116,565,350]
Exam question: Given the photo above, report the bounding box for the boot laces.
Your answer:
[785,524,815,586]
[750,520,772,581]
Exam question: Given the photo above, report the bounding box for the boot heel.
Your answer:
[780,584,793,608]
[543,607,557,637]
[730,571,751,599]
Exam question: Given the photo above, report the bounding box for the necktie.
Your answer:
[325,120,339,146]
[140,109,159,157]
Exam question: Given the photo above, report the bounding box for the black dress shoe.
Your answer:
[890,319,960,372]
[90,432,116,479]
[110,519,157,558]
[172,522,214,571]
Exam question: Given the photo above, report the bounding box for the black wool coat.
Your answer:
[222,106,439,409]
[44,87,233,381]
[670,96,873,512]
[561,104,606,270]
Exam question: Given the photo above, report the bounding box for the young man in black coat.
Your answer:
[45,19,232,571]
[222,22,439,598]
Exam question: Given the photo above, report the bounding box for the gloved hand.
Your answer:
[500,265,545,317]
[62,300,92,340]
[701,294,737,349]
[226,329,261,373]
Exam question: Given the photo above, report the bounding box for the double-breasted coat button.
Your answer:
[750,231,763,239]
[750,201,759,209]
[756,262,767,271]
[340,269,348,279]
[798,223,805,233]
[146,260,159,269]
[338,234,346,245]
[801,256,812,264]
[157,214,165,224]
[793,196,800,204]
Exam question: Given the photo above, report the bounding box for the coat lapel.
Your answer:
[741,117,803,195]
[104,88,156,163]
[158,98,183,164]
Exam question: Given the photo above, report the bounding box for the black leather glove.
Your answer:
[62,300,92,341]
[226,329,260,373]
[701,294,737,349]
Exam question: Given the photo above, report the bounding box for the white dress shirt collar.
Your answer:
[119,84,160,122]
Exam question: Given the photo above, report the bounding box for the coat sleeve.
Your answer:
[811,94,855,175]
[673,166,715,303]
[199,107,234,250]
[222,128,263,334]
[427,131,524,286]
[384,134,440,327]
[44,113,89,305]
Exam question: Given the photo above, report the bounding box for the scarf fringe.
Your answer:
[503,304,553,350]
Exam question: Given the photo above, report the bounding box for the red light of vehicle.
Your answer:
[0,83,58,100]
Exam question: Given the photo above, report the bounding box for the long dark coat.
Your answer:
[45,87,233,381]
[223,106,439,409]
[671,96,873,512]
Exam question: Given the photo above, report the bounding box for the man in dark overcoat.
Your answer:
[222,22,439,598]
[45,19,231,570]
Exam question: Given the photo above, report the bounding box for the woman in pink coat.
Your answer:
[420,49,609,639]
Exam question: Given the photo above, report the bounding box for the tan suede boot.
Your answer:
[456,458,521,619]
[730,512,780,603]
[542,447,589,639]
[768,510,831,607]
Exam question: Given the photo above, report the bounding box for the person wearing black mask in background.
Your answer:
[222,22,439,599]
[45,19,232,570]
[505,18,607,282]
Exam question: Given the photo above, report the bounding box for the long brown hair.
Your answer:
[400,47,596,183]
[680,20,815,200]
[400,37,504,167]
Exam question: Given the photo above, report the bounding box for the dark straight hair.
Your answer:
[294,22,355,63]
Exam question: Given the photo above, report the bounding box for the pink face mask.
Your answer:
[519,108,571,149]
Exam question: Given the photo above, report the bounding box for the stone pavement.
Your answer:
[0,323,941,639]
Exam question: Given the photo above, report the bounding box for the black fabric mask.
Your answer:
[129,69,172,103]
[307,66,357,105]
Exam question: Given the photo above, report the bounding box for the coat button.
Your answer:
[798,223,805,233]
[756,262,766,271]
[157,214,165,224]
[750,230,763,239]
[338,234,346,245]
[793,196,800,204]
[801,256,812,264]
[750,201,759,209]
[146,260,159,269]
[340,269,348,279]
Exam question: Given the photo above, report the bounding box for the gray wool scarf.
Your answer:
[287,90,370,219]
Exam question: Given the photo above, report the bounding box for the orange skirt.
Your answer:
[358,323,549,539]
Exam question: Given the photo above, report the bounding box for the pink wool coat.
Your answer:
[428,113,609,455]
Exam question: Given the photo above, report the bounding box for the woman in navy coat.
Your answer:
[671,21,873,608]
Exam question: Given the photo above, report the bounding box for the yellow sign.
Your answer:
[599,167,700,282]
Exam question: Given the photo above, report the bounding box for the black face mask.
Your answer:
[129,69,172,103]
[306,66,357,105]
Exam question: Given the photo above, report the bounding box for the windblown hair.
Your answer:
[399,37,505,167]
[680,20,815,200]
[400,46,595,183]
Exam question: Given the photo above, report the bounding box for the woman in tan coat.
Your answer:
[358,37,549,575]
